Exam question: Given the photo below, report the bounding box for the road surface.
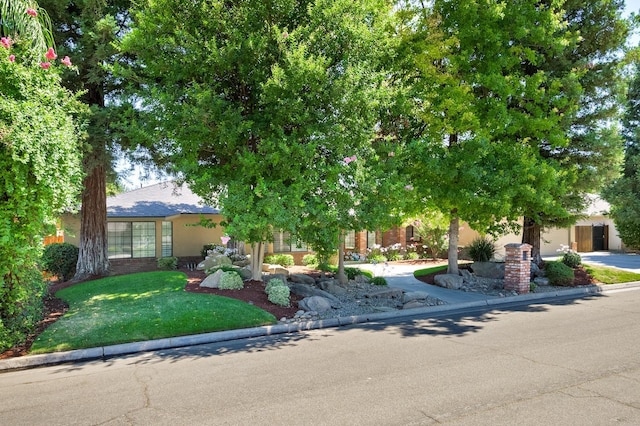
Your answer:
[2,289,640,425]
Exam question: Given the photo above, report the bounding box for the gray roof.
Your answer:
[107,182,219,218]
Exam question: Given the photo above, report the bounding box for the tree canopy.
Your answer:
[604,62,640,249]
[119,0,400,279]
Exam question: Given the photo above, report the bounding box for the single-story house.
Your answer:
[60,183,623,273]
[60,181,314,273]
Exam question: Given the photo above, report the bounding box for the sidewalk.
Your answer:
[2,263,639,372]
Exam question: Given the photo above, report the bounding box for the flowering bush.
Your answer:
[366,245,388,263]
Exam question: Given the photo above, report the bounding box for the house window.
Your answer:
[161,221,172,257]
[406,225,422,242]
[108,221,156,259]
[273,231,309,253]
[367,231,377,248]
[344,230,356,250]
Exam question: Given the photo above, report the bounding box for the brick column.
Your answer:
[504,243,532,294]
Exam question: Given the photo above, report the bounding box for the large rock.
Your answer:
[262,264,290,276]
[289,273,316,285]
[364,287,404,300]
[317,279,347,296]
[434,274,464,290]
[288,283,341,307]
[530,262,544,278]
[299,296,332,313]
[200,269,224,288]
[471,262,505,279]
[403,291,431,304]
[197,254,232,271]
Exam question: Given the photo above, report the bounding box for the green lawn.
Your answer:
[414,265,448,278]
[30,271,276,354]
[583,264,640,285]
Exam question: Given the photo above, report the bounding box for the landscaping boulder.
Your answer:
[200,269,224,288]
[288,283,341,307]
[534,277,550,286]
[317,279,347,296]
[262,264,290,276]
[434,274,464,290]
[402,291,431,304]
[299,296,332,313]
[289,273,316,286]
[471,261,505,279]
[197,253,232,271]
[364,287,404,300]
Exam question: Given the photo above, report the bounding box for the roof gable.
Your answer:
[107,182,219,218]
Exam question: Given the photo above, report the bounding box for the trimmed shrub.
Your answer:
[40,243,79,281]
[264,254,294,267]
[218,271,244,290]
[545,261,575,286]
[302,253,318,266]
[562,251,582,268]
[467,236,496,262]
[265,278,286,294]
[157,257,178,270]
[371,276,387,286]
[267,285,291,307]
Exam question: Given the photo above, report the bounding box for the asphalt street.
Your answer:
[2,287,640,425]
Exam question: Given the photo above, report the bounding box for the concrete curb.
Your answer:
[2,281,639,372]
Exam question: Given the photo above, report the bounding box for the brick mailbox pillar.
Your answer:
[504,243,532,294]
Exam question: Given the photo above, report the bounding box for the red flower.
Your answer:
[9,55,15,62]
[61,56,72,66]
[45,47,57,60]
[1,37,12,49]
[40,62,51,69]
[26,8,37,17]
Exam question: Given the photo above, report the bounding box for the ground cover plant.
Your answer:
[29,271,276,354]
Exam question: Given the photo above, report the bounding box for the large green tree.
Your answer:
[604,63,640,249]
[0,0,84,351]
[39,0,131,280]
[401,0,580,272]
[119,0,397,280]
[518,0,629,261]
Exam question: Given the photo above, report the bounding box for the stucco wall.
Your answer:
[60,213,225,260]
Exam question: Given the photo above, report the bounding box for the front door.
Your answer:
[592,225,609,251]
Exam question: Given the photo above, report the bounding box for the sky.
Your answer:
[118,0,640,190]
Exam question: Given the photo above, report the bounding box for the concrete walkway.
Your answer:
[358,261,500,304]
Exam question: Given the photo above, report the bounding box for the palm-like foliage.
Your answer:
[0,0,54,59]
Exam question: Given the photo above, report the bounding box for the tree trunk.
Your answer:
[74,164,110,281]
[249,241,265,281]
[337,231,348,285]
[522,216,543,265]
[447,212,459,275]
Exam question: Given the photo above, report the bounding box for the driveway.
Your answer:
[577,251,640,273]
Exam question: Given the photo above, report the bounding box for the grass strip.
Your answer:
[583,264,640,285]
[30,271,276,354]
[414,265,448,278]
